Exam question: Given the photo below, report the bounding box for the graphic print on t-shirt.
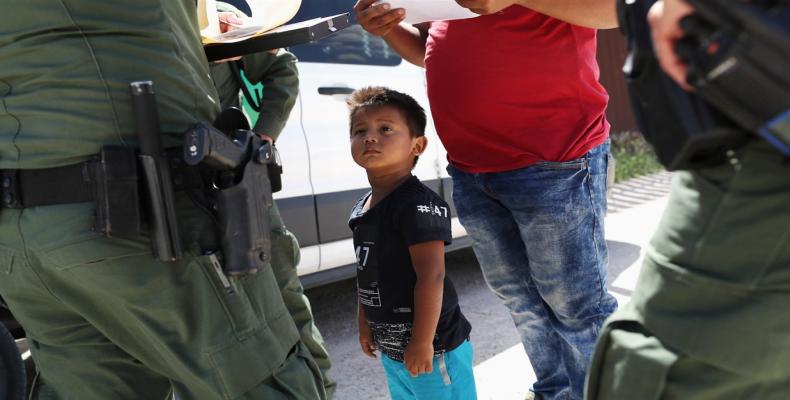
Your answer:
[416,203,448,218]
[355,223,381,308]
[356,240,381,308]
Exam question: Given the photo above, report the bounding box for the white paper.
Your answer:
[200,0,302,44]
[382,0,478,24]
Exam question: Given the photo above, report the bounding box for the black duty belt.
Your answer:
[1,164,92,209]
[0,148,199,209]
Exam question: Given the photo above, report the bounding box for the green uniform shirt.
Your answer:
[209,49,299,141]
[0,0,220,169]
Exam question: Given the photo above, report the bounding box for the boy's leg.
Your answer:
[0,200,323,400]
[382,355,417,400]
[380,341,477,400]
[269,202,336,396]
[441,340,476,400]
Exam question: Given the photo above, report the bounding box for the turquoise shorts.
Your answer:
[381,340,477,400]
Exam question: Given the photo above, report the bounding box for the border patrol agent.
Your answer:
[209,45,337,397]
[585,0,790,398]
[586,141,790,399]
[0,1,325,398]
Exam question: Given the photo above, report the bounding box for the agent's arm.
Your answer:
[404,240,445,377]
[455,0,618,29]
[354,0,430,67]
[240,49,300,141]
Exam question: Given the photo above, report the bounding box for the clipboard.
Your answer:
[204,13,350,62]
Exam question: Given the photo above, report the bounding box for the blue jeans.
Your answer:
[381,340,476,400]
[447,142,617,400]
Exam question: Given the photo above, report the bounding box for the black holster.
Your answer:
[214,141,273,275]
[184,108,279,275]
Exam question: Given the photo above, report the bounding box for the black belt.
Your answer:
[1,164,92,209]
[0,149,199,209]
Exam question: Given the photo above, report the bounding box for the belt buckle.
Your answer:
[0,170,21,209]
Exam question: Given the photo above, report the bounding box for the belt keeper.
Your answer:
[1,170,20,208]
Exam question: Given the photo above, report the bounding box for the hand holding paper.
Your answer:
[199,0,302,44]
[380,0,479,24]
[218,12,245,33]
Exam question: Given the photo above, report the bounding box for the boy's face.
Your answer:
[350,106,426,175]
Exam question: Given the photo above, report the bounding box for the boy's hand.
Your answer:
[359,323,378,358]
[354,0,406,37]
[404,340,434,377]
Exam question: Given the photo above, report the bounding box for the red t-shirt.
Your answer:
[425,6,610,173]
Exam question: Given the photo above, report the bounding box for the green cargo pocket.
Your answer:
[39,235,150,271]
[586,320,679,400]
[197,254,258,339]
[207,308,301,400]
[273,341,326,399]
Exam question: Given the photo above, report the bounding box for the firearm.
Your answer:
[183,112,278,275]
[617,0,790,170]
[130,81,182,262]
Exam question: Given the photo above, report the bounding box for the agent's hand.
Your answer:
[455,0,521,14]
[359,324,378,358]
[403,340,434,377]
[648,0,696,90]
[211,12,244,63]
[218,12,244,33]
[354,0,406,37]
[256,133,274,146]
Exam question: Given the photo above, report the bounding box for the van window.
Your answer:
[289,1,402,66]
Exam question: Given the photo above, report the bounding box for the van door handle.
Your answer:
[318,86,355,95]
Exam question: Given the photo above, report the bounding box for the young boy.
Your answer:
[347,87,476,399]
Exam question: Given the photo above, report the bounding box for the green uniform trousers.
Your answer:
[586,140,790,399]
[269,202,336,397]
[0,195,326,400]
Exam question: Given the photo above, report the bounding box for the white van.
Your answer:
[273,2,469,288]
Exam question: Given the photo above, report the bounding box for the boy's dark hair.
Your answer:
[347,86,427,139]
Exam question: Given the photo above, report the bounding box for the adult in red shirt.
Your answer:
[355,1,619,399]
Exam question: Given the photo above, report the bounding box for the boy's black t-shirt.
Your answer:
[348,175,472,362]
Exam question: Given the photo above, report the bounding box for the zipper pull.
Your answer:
[208,253,233,294]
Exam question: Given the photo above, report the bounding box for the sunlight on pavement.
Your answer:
[474,344,534,400]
